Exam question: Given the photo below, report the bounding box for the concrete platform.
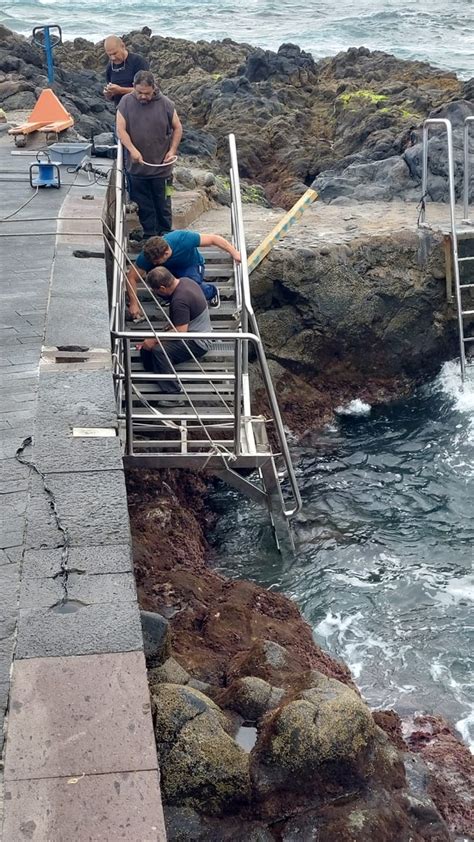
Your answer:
[0,138,166,839]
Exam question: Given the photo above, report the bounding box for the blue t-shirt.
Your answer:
[135,230,204,274]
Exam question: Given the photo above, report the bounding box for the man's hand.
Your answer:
[137,338,158,351]
[129,305,141,320]
[103,86,113,99]
[231,248,241,263]
[105,83,123,97]
[163,149,177,164]
[130,147,144,164]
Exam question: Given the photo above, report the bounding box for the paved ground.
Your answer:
[0,138,166,840]
[0,140,67,772]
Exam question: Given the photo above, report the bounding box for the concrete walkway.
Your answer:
[0,140,165,840]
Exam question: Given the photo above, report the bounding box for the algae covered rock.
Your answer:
[252,672,377,796]
[148,656,190,689]
[222,676,284,722]
[152,683,250,815]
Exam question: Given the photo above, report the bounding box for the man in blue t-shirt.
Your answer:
[103,36,149,106]
[126,229,241,316]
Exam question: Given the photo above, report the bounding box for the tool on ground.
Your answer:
[29,151,60,189]
[32,25,62,84]
[8,89,74,147]
[247,182,319,274]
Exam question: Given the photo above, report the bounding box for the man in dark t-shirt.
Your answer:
[117,70,183,239]
[103,35,149,106]
[138,267,213,398]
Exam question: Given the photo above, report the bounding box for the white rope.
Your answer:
[140,156,178,168]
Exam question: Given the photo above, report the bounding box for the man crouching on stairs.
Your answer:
[126,230,241,318]
[137,267,213,403]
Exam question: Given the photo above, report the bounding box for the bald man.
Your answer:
[103,36,149,106]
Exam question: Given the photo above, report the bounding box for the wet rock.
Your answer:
[153,684,250,815]
[140,609,171,667]
[405,713,474,839]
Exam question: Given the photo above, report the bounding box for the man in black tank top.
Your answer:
[139,267,212,396]
[117,71,183,239]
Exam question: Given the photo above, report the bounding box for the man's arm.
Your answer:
[163,110,183,163]
[126,264,146,317]
[116,111,143,164]
[199,233,241,263]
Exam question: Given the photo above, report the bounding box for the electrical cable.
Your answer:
[1,187,39,221]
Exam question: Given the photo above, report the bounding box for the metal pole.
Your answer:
[421,123,429,225]
[463,116,474,224]
[234,339,242,456]
[123,338,134,455]
[44,26,54,85]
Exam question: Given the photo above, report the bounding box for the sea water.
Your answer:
[211,361,474,751]
[3,0,473,78]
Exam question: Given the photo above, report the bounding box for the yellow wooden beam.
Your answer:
[247,187,319,274]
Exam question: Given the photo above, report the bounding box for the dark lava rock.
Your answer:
[140,609,171,667]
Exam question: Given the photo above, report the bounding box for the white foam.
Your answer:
[438,360,474,413]
[456,709,474,754]
[335,399,371,416]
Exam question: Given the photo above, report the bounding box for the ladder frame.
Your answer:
[420,118,472,380]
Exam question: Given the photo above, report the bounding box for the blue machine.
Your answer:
[29,151,61,189]
[32,25,62,85]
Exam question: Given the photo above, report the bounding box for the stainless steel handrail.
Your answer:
[463,116,474,224]
[110,138,302,517]
[421,118,466,379]
[228,133,302,516]
[109,141,124,333]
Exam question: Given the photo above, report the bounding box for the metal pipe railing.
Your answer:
[421,118,466,379]
[109,141,125,333]
[463,116,474,224]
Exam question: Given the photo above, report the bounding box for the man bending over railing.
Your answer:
[137,267,213,404]
[127,230,241,317]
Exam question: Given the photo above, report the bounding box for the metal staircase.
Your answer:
[420,116,474,381]
[107,134,302,549]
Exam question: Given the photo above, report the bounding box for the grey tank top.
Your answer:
[118,91,175,179]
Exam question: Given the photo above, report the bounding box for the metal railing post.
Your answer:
[122,338,134,455]
[463,116,474,224]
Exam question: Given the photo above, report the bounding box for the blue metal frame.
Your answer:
[32,25,62,85]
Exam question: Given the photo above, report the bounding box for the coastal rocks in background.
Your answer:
[2,25,470,205]
[0,26,113,136]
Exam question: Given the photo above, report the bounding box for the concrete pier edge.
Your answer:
[0,146,166,840]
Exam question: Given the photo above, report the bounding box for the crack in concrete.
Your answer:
[16,436,70,605]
